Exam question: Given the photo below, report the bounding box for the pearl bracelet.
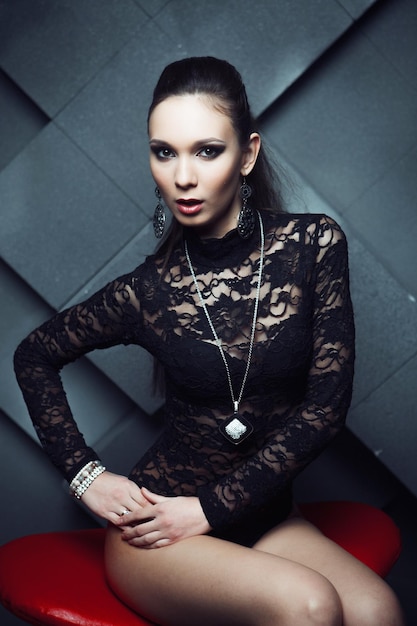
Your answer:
[69,460,106,500]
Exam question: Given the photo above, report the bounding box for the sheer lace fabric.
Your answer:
[14,211,354,537]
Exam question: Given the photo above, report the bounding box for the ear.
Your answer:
[241,132,261,176]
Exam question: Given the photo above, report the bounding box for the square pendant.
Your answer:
[219,414,254,445]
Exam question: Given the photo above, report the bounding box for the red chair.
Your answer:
[0,501,401,626]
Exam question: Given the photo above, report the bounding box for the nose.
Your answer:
[174,156,197,189]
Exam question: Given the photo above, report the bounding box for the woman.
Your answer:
[14,57,403,625]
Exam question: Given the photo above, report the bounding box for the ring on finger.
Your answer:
[120,508,131,516]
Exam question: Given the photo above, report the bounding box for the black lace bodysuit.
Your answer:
[14,211,355,546]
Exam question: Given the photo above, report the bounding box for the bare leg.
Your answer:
[254,516,405,626]
[105,524,342,626]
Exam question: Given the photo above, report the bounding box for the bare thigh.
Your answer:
[105,524,341,626]
[254,515,405,626]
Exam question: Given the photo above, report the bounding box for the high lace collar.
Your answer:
[183,210,269,269]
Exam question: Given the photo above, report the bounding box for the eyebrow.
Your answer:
[149,137,227,149]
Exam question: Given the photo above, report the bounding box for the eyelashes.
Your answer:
[150,146,175,159]
[150,144,225,161]
[197,145,225,159]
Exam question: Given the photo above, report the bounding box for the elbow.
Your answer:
[14,337,27,371]
[13,335,33,382]
[13,331,49,379]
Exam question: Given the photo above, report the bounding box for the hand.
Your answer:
[113,487,212,549]
[80,471,148,524]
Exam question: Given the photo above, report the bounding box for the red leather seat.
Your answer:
[298,501,401,577]
[0,527,151,626]
[0,501,401,626]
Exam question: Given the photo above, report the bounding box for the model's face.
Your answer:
[149,94,259,238]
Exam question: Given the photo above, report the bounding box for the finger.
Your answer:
[110,513,140,530]
[112,510,134,526]
[128,535,172,549]
[109,511,130,525]
[124,527,166,548]
[114,506,155,528]
[121,515,157,538]
[140,487,167,504]
[119,490,149,516]
[128,487,148,507]
[119,507,132,517]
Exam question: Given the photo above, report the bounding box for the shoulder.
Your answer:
[97,257,160,313]
[264,210,344,233]
[263,211,347,247]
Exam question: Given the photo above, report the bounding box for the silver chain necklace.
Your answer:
[184,211,265,445]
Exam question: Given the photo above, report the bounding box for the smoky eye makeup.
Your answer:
[196,144,226,159]
[149,143,175,160]
[149,137,227,161]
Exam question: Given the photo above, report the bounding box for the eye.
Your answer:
[197,145,224,159]
[151,146,175,160]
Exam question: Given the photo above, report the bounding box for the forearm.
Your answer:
[198,411,344,532]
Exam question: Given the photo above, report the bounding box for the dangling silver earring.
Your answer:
[237,177,255,239]
[153,187,166,239]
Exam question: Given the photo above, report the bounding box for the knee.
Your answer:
[297,577,343,626]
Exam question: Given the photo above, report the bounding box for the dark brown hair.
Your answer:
[148,56,285,261]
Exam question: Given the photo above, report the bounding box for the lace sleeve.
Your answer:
[14,270,143,482]
[197,218,355,531]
